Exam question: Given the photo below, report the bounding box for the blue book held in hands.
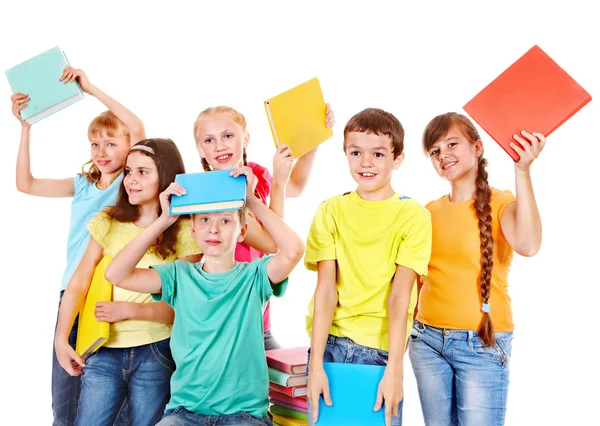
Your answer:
[5,46,84,125]
[170,170,247,215]
[316,362,387,425]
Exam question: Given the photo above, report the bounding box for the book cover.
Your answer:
[315,362,386,425]
[270,413,308,426]
[5,46,84,125]
[270,382,307,397]
[270,400,308,415]
[463,45,592,162]
[266,346,308,375]
[264,77,333,159]
[269,390,308,410]
[170,170,247,215]
[268,367,308,387]
[75,256,113,359]
[270,405,309,421]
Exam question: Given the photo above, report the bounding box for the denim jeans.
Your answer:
[75,338,174,426]
[157,407,272,425]
[408,320,513,426]
[307,335,403,426]
[52,290,129,426]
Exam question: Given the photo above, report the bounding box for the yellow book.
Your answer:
[75,256,113,359]
[264,77,333,159]
[270,412,308,426]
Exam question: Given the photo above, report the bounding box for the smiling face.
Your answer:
[89,131,130,175]
[123,152,159,206]
[194,113,248,170]
[427,126,482,182]
[191,210,247,258]
[345,131,403,200]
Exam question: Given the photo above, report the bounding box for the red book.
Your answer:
[270,382,307,397]
[269,390,308,410]
[463,45,592,162]
[266,346,308,375]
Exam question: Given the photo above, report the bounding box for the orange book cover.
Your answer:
[266,346,308,375]
[463,45,592,162]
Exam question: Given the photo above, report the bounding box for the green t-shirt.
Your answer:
[151,256,287,417]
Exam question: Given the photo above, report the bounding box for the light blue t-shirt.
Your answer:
[60,173,123,290]
[151,256,288,418]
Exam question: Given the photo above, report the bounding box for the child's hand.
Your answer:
[374,369,403,426]
[511,130,546,171]
[10,93,30,126]
[272,144,294,185]
[159,182,186,225]
[60,66,94,94]
[230,166,258,198]
[54,339,85,376]
[325,103,336,129]
[95,301,135,323]
[307,367,332,424]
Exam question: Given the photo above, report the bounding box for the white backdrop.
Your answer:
[1,1,598,424]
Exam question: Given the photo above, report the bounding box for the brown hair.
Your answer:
[107,138,186,260]
[343,108,404,159]
[422,112,496,347]
[192,206,247,228]
[81,110,131,183]
[193,106,249,171]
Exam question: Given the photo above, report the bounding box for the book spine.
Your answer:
[264,101,280,147]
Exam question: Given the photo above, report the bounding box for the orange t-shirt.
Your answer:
[417,188,516,331]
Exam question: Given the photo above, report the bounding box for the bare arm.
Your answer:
[501,131,545,257]
[243,211,278,254]
[12,94,75,197]
[61,66,146,144]
[246,195,304,284]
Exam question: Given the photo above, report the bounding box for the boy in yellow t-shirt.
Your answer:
[305,108,432,426]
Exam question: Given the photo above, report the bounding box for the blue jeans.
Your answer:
[75,338,174,426]
[408,320,513,426]
[307,335,403,426]
[157,407,272,425]
[52,290,129,426]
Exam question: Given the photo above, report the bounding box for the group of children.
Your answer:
[11,65,545,426]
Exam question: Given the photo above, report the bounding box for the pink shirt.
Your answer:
[235,162,273,331]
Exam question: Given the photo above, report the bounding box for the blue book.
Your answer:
[170,170,247,215]
[5,46,84,125]
[316,362,386,425]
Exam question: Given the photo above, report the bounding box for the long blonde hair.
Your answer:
[81,110,130,183]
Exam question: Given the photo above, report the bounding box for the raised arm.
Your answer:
[105,184,184,293]
[61,66,146,144]
[269,144,294,217]
[501,131,545,257]
[307,260,338,423]
[12,94,75,197]
[54,237,103,375]
[286,103,335,198]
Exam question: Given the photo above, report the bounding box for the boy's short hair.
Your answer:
[191,208,247,227]
[343,108,404,159]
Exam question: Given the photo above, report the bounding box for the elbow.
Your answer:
[16,180,32,194]
[517,244,541,257]
[104,268,121,287]
[290,238,305,264]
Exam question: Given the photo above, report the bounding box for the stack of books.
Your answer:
[266,346,309,426]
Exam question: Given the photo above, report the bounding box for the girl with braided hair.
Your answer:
[409,112,545,425]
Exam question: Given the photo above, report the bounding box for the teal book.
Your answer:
[268,366,307,387]
[170,170,247,215]
[316,362,386,425]
[5,46,84,125]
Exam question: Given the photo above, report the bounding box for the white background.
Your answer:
[1,1,598,424]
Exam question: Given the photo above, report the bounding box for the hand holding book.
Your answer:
[511,130,546,171]
[160,182,187,224]
[10,93,30,127]
[60,65,93,93]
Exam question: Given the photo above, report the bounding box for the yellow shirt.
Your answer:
[305,191,432,351]
[88,211,201,348]
[417,188,516,331]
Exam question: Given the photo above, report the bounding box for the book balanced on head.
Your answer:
[169,169,247,215]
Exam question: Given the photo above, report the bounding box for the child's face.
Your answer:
[191,211,247,257]
[345,131,402,197]
[427,126,482,182]
[123,152,159,206]
[89,131,130,175]
[195,113,248,170]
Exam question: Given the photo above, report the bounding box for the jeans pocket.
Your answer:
[468,334,510,368]
[150,339,175,372]
[369,348,389,366]
[409,321,423,342]
[240,412,272,425]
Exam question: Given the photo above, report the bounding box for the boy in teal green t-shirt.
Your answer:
[105,167,305,425]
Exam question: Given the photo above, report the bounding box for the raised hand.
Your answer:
[10,93,30,126]
[273,144,294,185]
[159,182,186,225]
[60,65,93,93]
[511,130,546,170]
[230,165,258,198]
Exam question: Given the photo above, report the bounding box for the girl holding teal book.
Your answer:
[12,66,145,426]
